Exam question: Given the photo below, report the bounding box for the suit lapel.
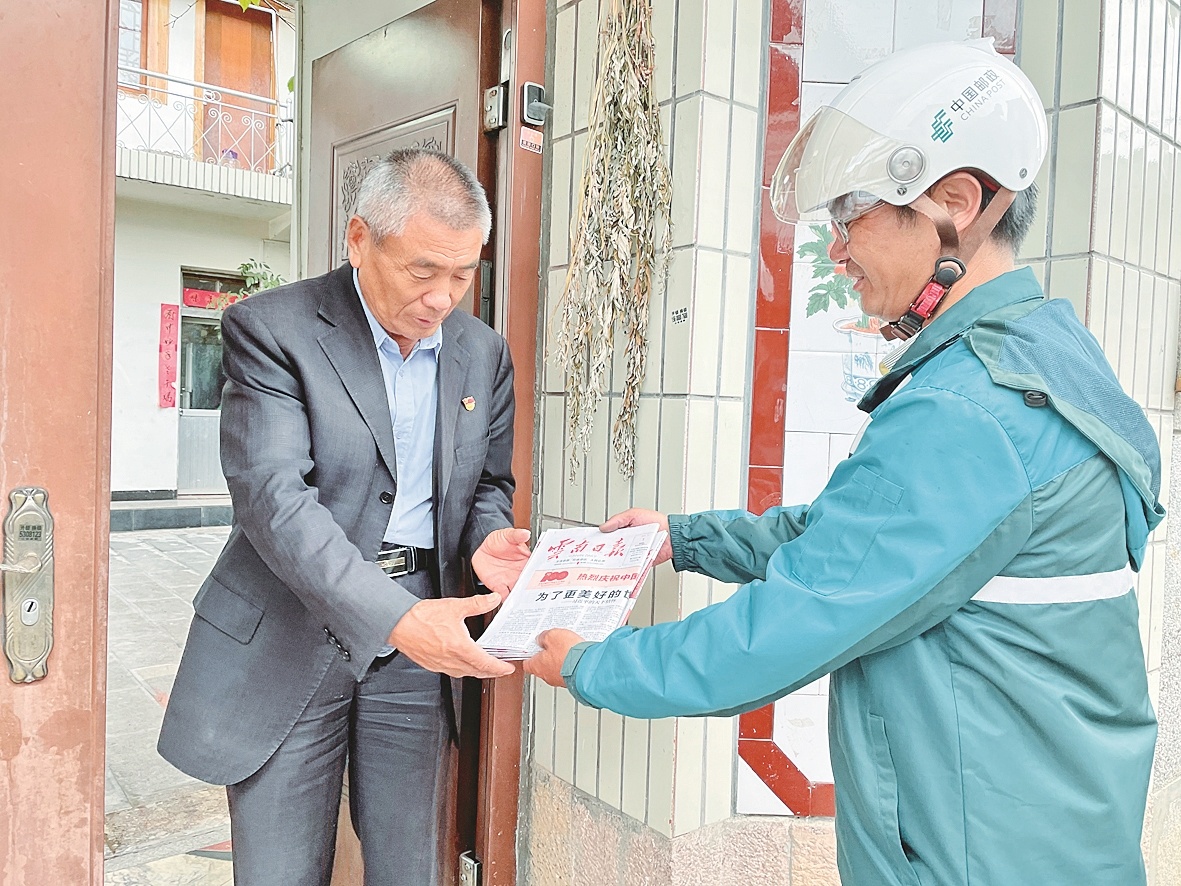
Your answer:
[317,266,399,480]
[435,316,471,511]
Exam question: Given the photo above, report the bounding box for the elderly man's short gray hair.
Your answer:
[353,148,492,244]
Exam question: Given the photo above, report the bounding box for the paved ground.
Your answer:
[105,527,233,884]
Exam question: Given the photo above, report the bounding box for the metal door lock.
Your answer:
[3,488,54,683]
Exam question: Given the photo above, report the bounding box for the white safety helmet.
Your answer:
[770,39,1048,226]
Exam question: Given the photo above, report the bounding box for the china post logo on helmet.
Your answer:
[769,38,1048,225]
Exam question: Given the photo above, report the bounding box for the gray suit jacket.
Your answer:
[158,263,515,785]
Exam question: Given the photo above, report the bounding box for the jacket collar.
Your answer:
[858,267,1044,413]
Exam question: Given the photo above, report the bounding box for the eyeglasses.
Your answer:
[827,191,885,241]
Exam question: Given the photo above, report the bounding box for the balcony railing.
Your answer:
[116,66,292,178]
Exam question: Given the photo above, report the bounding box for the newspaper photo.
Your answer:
[478,524,666,659]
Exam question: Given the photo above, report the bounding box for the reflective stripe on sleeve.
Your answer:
[971,564,1135,604]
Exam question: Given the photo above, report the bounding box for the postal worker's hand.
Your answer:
[600,508,673,565]
[471,527,532,596]
[523,629,584,688]
[388,594,515,679]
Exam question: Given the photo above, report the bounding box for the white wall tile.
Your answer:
[652,563,682,626]
[1088,257,1109,341]
[689,251,725,395]
[1133,0,1153,123]
[1110,113,1132,261]
[802,0,897,83]
[575,702,600,794]
[1141,135,1162,271]
[1051,104,1098,256]
[786,351,878,435]
[1149,0,1169,132]
[598,710,625,807]
[1116,265,1142,391]
[606,399,635,519]
[1018,158,1052,262]
[549,138,574,269]
[713,399,747,511]
[583,384,612,525]
[702,0,735,100]
[1156,145,1175,276]
[1047,256,1090,325]
[720,255,753,399]
[828,433,856,474]
[1145,278,1171,411]
[1099,0,1121,102]
[621,716,650,821]
[542,395,566,518]
[1132,271,1157,405]
[670,97,703,249]
[680,570,712,619]
[662,248,694,395]
[652,0,675,105]
[726,106,761,255]
[1164,4,1180,140]
[733,0,763,107]
[552,7,576,138]
[1117,0,1137,111]
[1060,0,1103,106]
[641,253,668,400]
[675,0,706,97]
[574,0,601,133]
[736,756,792,816]
[1019,0,1060,107]
[554,688,577,782]
[532,678,555,772]
[1128,124,1148,264]
[657,400,688,515]
[773,692,834,782]
[632,396,661,510]
[893,0,985,52]
[672,717,706,835]
[1163,282,1181,408]
[647,717,676,836]
[683,399,717,514]
[698,97,731,250]
[783,431,832,506]
[703,716,735,825]
[799,81,847,121]
[1092,105,1117,258]
[1172,147,1181,277]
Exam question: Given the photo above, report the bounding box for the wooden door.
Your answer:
[309,2,509,883]
[0,2,116,884]
[201,1,276,172]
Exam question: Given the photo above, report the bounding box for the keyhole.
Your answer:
[20,599,39,626]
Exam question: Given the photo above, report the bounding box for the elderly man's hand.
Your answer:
[600,508,673,566]
[472,527,532,596]
[523,629,584,688]
[389,594,514,679]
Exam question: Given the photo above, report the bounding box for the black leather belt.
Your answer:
[377,543,436,578]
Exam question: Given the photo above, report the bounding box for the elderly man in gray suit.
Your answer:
[158,149,529,886]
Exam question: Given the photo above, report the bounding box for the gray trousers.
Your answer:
[226,569,449,886]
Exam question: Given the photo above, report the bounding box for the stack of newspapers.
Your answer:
[478,523,667,659]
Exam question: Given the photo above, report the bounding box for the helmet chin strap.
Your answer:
[880,187,1016,341]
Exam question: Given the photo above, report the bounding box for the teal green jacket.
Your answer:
[563,269,1161,886]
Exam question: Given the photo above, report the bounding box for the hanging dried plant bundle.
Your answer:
[553,0,672,480]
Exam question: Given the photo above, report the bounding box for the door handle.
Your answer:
[3,488,54,683]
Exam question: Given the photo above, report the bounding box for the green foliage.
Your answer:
[238,0,252,9]
[237,258,286,295]
[799,224,858,319]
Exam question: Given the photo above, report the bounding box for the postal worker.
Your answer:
[525,39,1162,886]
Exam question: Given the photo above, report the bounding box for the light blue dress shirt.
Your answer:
[353,269,440,549]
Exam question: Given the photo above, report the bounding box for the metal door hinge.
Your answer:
[483,81,509,133]
[459,850,481,886]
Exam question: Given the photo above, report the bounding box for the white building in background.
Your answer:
[111,0,294,521]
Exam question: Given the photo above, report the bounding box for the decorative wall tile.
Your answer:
[798,81,846,129]
[770,0,804,44]
[757,189,795,329]
[689,251,725,395]
[749,329,789,465]
[802,0,897,84]
[983,0,1018,52]
[785,351,879,435]
[1059,0,1102,106]
[727,106,762,255]
[827,433,856,474]
[736,756,792,815]
[782,432,831,506]
[773,693,834,783]
[893,0,985,52]
[763,44,802,189]
[748,465,784,514]
[1051,104,1098,256]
